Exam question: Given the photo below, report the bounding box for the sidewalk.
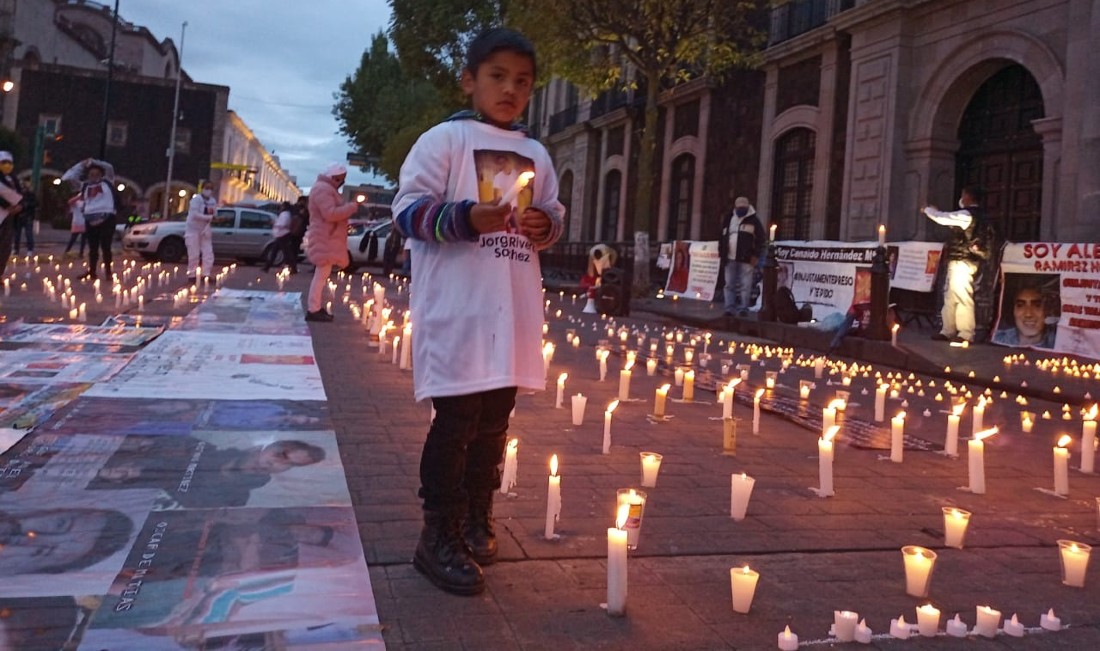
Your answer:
[3,243,1100,649]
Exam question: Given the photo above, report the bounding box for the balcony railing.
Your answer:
[547,106,578,136]
[768,0,855,47]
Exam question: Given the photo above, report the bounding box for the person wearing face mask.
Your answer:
[186,181,218,284]
[304,163,357,321]
[0,151,25,277]
[923,185,997,343]
[719,195,765,316]
[61,157,118,280]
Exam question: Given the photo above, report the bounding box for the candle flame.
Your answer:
[1086,404,1098,421]
[894,411,906,421]
[599,349,610,361]
[624,360,634,372]
[782,625,793,637]
[755,388,765,399]
[952,403,966,417]
[1057,434,1072,448]
[950,508,964,519]
[659,383,671,393]
[974,426,998,442]
[828,398,846,410]
[607,400,619,414]
[823,425,839,443]
[516,170,535,187]
[741,564,752,575]
[507,438,518,451]
[557,372,568,384]
[740,472,747,480]
[1071,543,1080,553]
[615,503,630,529]
[549,454,558,476]
[729,378,742,388]
[892,323,900,333]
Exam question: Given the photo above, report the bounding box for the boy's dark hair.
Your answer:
[465,27,536,77]
[961,185,983,202]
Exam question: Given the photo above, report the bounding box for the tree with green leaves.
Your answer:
[332,31,453,183]
[512,0,764,293]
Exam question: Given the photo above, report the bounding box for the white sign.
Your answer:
[664,240,721,301]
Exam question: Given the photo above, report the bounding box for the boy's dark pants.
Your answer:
[420,386,516,515]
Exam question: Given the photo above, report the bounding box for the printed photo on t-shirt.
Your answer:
[475,150,535,232]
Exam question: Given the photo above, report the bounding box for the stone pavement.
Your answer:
[3,236,1100,650]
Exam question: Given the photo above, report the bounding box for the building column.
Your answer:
[690,93,711,241]
[656,104,675,242]
[903,136,958,240]
[618,117,633,241]
[1031,117,1063,242]
[594,127,609,241]
[810,40,839,240]
[756,65,779,229]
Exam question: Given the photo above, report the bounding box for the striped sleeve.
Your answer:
[525,202,565,251]
[394,197,479,243]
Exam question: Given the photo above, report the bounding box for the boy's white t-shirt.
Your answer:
[394,119,564,402]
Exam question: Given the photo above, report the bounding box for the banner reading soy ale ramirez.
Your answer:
[664,241,721,301]
[993,242,1100,360]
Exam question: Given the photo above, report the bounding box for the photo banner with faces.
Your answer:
[994,242,1100,360]
[663,240,721,301]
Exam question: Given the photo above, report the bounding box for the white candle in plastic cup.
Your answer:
[1058,539,1090,587]
[674,367,685,386]
[942,507,971,549]
[833,610,858,642]
[606,504,628,617]
[916,604,941,637]
[974,605,1000,638]
[1054,434,1071,495]
[814,357,825,379]
[615,489,646,550]
[646,358,657,376]
[640,452,662,488]
[571,393,587,426]
[800,380,812,400]
[730,473,755,520]
[901,545,937,598]
[730,565,759,614]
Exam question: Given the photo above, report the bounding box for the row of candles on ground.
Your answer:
[777,605,1067,648]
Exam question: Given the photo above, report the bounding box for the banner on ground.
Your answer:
[992,242,1100,360]
[663,240,721,301]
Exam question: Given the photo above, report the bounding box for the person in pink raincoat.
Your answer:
[304,163,357,321]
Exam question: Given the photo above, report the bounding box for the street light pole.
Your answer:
[98,0,120,159]
[162,20,187,220]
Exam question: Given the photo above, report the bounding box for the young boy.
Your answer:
[392,28,564,596]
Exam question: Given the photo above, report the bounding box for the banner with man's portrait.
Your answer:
[994,243,1100,360]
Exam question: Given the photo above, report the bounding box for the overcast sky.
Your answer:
[120,0,391,191]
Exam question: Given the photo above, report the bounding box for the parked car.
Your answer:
[122,206,282,264]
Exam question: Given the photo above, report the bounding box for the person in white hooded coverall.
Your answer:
[186,182,218,282]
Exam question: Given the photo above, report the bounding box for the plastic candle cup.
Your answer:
[646,358,657,376]
[571,393,587,426]
[833,610,858,642]
[615,489,647,550]
[640,452,663,488]
[765,371,777,390]
[729,472,755,521]
[901,545,937,598]
[729,565,759,614]
[1058,539,1090,587]
[916,604,941,637]
[974,605,1000,638]
[942,507,971,549]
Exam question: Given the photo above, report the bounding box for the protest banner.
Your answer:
[663,240,721,301]
[992,242,1100,359]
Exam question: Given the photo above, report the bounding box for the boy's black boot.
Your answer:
[414,510,484,595]
[464,490,498,565]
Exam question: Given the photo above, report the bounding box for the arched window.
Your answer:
[602,170,622,242]
[771,128,815,240]
[558,171,573,240]
[669,154,695,241]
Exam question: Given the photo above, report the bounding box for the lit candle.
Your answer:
[1054,434,1071,496]
[875,384,887,422]
[499,170,535,206]
[730,565,759,614]
[556,372,568,409]
[945,403,964,456]
[822,400,838,434]
[946,613,968,637]
[646,358,657,376]
[674,367,685,386]
[1058,539,1090,587]
[901,545,937,598]
[890,411,906,463]
[854,619,873,644]
[616,488,647,550]
[777,626,798,651]
[878,224,886,247]
[399,323,412,370]
[618,362,634,401]
[500,438,518,494]
[889,615,910,640]
[682,370,695,401]
[640,452,662,488]
[916,604,941,638]
[571,393,587,426]
[753,389,763,434]
[606,503,629,617]
[814,357,825,379]
[891,323,900,347]
[603,400,618,454]
[544,454,561,540]
[972,397,986,435]
[1082,406,1097,473]
[815,426,839,497]
[769,223,778,244]
[942,507,971,549]
[654,384,670,418]
[723,380,738,419]
[77,303,87,322]
[968,427,998,494]
[1003,613,1025,637]
[974,605,1000,638]
[730,472,755,520]
[1040,608,1062,631]
[765,371,777,389]
[598,349,610,382]
[800,380,812,401]
[391,336,401,365]
[833,610,858,642]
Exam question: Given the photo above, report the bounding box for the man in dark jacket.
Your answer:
[13,180,37,256]
[923,185,997,343]
[0,151,25,277]
[719,196,766,316]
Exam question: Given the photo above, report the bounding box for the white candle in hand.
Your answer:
[878,224,886,247]
[499,170,535,206]
[544,454,561,540]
